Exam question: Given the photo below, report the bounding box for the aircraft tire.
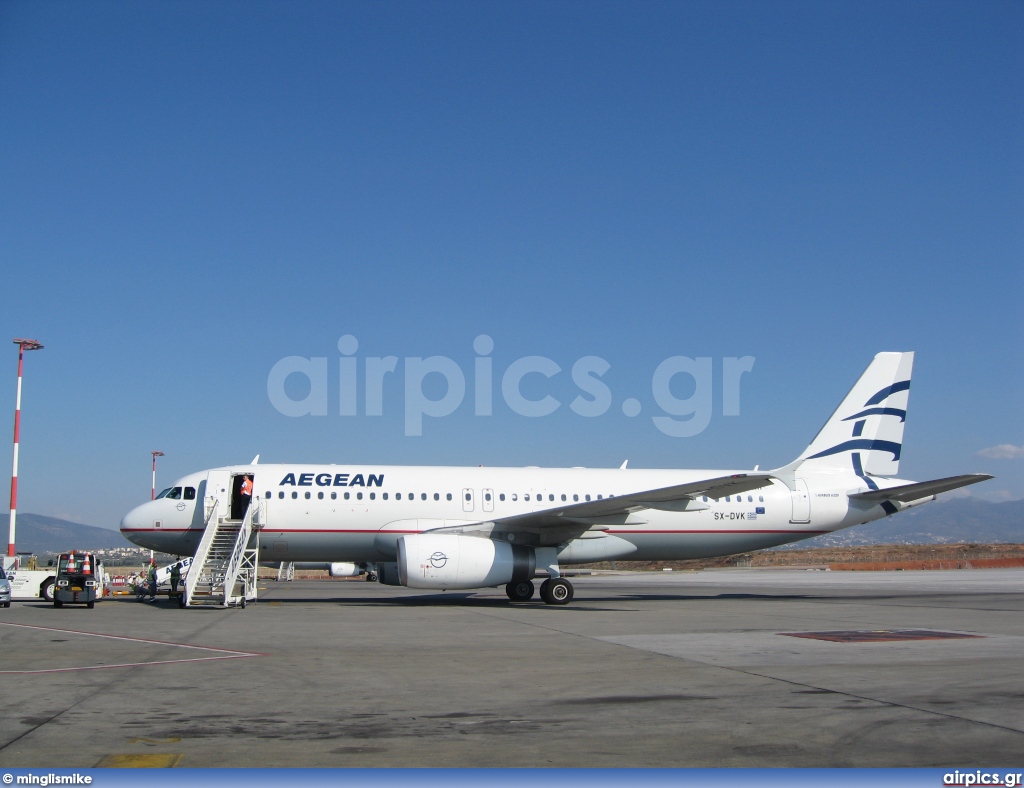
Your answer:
[505,580,535,602]
[540,578,573,606]
[241,596,247,609]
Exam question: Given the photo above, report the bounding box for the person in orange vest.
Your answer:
[240,475,253,497]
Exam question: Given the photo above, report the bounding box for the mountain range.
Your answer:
[0,513,134,554]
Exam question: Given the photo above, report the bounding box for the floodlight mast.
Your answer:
[151,451,165,500]
[8,338,44,559]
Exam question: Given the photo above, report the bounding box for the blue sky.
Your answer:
[1,0,1021,529]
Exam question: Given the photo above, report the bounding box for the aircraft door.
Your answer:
[482,488,494,513]
[462,488,474,512]
[790,478,811,523]
[205,470,232,523]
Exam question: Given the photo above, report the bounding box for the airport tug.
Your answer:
[53,551,102,608]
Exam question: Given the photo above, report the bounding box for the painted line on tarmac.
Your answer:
[0,620,264,674]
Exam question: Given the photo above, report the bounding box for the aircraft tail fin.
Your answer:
[789,352,914,477]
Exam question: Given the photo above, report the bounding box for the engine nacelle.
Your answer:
[397,534,535,590]
[328,562,363,578]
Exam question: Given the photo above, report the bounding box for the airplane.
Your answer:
[120,352,992,605]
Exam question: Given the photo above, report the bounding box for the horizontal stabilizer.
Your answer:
[849,474,993,503]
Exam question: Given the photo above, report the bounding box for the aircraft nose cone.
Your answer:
[119,503,149,544]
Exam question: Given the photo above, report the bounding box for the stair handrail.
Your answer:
[221,499,256,606]
[184,496,221,603]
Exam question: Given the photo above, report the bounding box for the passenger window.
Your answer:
[748,495,753,502]
[357,492,363,500]
[166,487,182,500]
[291,492,298,499]
[422,493,427,501]
[369,492,375,500]
[759,496,764,502]
[726,496,731,502]
[586,494,591,501]
[597,494,603,500]
[549,494,554,501]
[383,493,388,500]
[499,493,505,501]
[345,492,350,500]
[434,493,440,500]
[573,494,579,502]
[464,492,471,501]
[305,492,311,499]
[512,493,517,501]
[318,492,324,500]
[331,492,337,500]
[561,494,566,501]
[702,496,708,502]
[263,490,270,499]
[279,492,284,499]
[485,492,492,502]
[184,487,196,500]
[525,494,530,501]
[446,493,452,501]
[396,493,401,500]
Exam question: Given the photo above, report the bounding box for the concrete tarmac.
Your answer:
[1,569,1022,768]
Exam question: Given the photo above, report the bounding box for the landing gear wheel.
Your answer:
[240,596,247,609]
[505,580,535,602]
[540,578,573,605]
[41,579,55,602]
[365,572,377,582]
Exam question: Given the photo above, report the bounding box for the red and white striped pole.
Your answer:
[8,338,44,559]
[151,451,164,500]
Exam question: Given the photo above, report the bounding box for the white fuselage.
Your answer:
[120,463,904,563]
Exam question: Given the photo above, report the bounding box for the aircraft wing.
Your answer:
[430,473,776,547]
[848,473,993,503]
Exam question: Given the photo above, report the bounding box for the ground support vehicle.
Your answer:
[53,551,104,608]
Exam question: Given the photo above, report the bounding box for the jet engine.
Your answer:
[397,533,535,590]
[328,562,363,578]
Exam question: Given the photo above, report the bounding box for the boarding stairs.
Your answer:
[184,494,262,608]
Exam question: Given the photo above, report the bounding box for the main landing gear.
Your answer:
[504,577,574,605]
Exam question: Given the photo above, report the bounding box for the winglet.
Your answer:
[619,460,628,469]
[250,454,260,465]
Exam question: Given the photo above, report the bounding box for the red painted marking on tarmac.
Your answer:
[0,621,265,674]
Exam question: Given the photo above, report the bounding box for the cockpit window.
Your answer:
[155,488,172,500]
[184,487,196,500]
[165,487,183,500]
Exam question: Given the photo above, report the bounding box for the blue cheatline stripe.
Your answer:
[865,379,910,406]
[0,767,988,786]
[852,419,865,437]
[806,439,902,462]
[881,500,899,515]
[842,406,907,422]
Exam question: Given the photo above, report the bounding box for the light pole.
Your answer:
[8,338,44,560]
[151,451,165,500]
